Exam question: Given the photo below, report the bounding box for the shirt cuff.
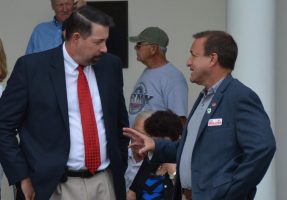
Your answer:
[147,151,154,160]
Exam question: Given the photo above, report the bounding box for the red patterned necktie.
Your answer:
[77,65,101,174]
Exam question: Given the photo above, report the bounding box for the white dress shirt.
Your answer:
[0,84,4,96]
[63,44,109,171]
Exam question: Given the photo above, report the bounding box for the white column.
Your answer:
[275,0,287,199]
[226,0,276,200]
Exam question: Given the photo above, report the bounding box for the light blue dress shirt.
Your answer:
[25,17,63,55]
[179,78,224,189]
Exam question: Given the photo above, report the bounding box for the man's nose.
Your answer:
[100,43,108,53]
[186,57,192,68]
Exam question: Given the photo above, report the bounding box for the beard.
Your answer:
[90,53,104,65]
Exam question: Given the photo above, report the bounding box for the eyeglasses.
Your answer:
[134,43,153,50]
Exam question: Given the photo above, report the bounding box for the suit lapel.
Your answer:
[196,93,223,140]
[92,64,108,115]
[49,46,69,130]
[92,62,113,140]
[195,75,234,142]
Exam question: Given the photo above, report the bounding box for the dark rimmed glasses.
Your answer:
[134,43,154,50]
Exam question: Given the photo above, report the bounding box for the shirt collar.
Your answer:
[128,148,133,158]
[53,16,62,27]
[63,43,78,71]
[202,77,225,97]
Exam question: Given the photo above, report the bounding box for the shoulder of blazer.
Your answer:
[216,75,259,107]
[22,45,63,68]
[216,74,235,94]
[93,53,123,75]
[96,53,121,67]
[49,45,64,68]
[102,53,121,62]
[24,45,63,60]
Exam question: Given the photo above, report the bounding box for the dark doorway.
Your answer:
[88,1,129,68]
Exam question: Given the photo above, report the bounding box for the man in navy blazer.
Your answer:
[124,31,276,200]
[0,6,129,200]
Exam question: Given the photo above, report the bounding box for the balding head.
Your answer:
[51,0,74,23]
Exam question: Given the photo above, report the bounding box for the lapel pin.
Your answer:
[211,102,217,107]
[207,108,212,114]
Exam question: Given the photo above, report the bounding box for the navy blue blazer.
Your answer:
[152,75,276,200]
[0,45,129,200]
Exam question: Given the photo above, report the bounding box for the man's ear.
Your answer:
[72,32,81,42]
[151,45,159,55]
[210,53,218,66]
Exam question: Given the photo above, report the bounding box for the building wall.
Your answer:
[275,0,287,199]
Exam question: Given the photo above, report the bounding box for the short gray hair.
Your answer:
[159,46,167,55]
[133,111,154,127]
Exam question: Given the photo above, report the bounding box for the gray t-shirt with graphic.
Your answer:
[129,63,188,126]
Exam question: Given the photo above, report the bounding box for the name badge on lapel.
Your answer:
[208,118,223,126]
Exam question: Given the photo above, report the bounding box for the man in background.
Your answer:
[25,0,75,54]
[128,27,188,126]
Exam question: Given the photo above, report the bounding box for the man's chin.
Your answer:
[58,15,71,23]
[189,76,195,83]
[91,56,103,64]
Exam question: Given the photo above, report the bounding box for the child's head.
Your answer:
[144,110,182,141]
[132,111,154,134]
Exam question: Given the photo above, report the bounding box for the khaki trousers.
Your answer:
[50,169,116,200]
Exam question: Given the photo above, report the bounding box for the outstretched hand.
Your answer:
[123,127,155,156]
